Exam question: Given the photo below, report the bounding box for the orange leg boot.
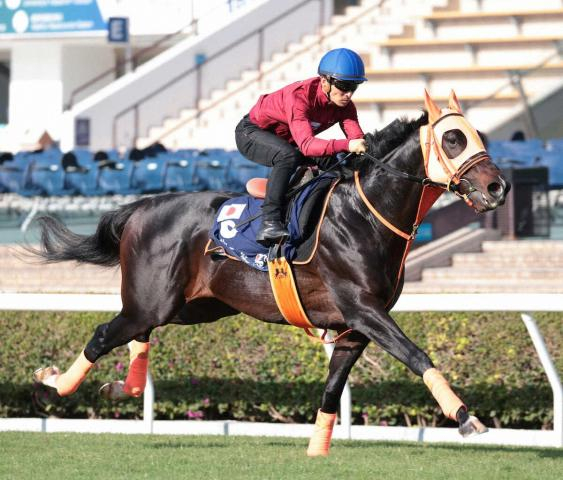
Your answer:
[123,340,150,397]
[55,351,94,396]
[423,367,465,420]
[307,409,337,457]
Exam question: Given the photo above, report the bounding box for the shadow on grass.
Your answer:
[336,439,563,458]
[150,440,229,449]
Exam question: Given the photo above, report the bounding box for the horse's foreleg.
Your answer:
[347,305,487,437]
[307,331,369,457]
[423,367,487,436]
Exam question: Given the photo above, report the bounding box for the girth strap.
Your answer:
[268,256,314,329]
[267,256,352,344]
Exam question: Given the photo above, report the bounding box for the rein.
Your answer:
[359,150,449,191]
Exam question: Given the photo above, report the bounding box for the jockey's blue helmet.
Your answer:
[317,48,367,83]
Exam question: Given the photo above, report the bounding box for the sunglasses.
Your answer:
[331,79,359,93]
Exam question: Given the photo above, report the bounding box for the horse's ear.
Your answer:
[424,89,441,123]
[448,90,463,114]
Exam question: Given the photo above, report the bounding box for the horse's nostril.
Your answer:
[488,182,503,198]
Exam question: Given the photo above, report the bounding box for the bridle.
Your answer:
[354,108,492,242]
[359,109,490,208]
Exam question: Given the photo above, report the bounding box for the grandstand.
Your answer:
[0,0,562,293]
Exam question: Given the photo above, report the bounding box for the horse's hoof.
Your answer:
[459,415,488,438]
[99,381,129,401]
[33,366,60,389]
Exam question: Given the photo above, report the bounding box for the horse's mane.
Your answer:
[364,111,428,159]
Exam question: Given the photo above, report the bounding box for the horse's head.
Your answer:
[422,89,510,212]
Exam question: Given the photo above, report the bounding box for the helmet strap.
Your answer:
[324,76,333,103]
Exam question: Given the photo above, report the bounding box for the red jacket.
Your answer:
[249,77,364,157]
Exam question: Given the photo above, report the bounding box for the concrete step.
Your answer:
[402,279,563,294]
[0,284,120,294]
[422,267,563,281]
[482,240,563,253]
[0,257,120,270]
[0,266,119,279]
[451,253,563,267]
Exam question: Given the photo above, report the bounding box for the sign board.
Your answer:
[107,16,128,43]
[75,118,90,147]
[0,0,106,37]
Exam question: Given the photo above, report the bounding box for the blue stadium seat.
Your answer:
[488,140,544,167]
[539,151,563,188]
[130,159,166,193]
[19,164,71,197]
[98,162,139,195]
[175,148,199,158]
[163,159,203,192]
[64,165,103,196]
[73,149,95,167]
[196,157,231,191]
[0,161,32,194]
[226,154,270,192]
[546,139,563,155]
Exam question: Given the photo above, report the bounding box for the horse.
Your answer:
[31,90,509,456]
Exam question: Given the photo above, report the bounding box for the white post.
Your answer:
[521,313,563,447]
[128,341,154,434]
[319,330,352,439]
[143,371,154,434]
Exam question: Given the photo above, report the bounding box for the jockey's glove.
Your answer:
[348,138,367,154]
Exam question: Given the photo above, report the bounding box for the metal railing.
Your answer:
[464,48,563,139]
[67,0,259,109]
[115,0,563,149]
[67,24,197,109]
[111,0,389,148]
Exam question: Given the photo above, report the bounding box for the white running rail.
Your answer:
[0,293,561,448]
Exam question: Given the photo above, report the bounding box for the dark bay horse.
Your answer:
[32,91,509,456]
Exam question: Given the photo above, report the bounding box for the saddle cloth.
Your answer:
[208,173,337,271]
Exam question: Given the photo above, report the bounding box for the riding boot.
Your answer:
[256,161,293,245]
[256,217,289,245]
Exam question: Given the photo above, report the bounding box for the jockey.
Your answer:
[235,47,368,245]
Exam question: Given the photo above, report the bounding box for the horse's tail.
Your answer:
[29,202,140,267]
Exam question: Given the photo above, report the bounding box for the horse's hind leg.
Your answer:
[98,333,152,400]
[307,331,369,457]
[34,310,146,396]
[100,298,239,400]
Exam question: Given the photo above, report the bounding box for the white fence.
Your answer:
[0,293,561,448]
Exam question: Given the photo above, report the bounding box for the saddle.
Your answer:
[206,166,339,270]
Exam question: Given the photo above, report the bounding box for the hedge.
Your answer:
[0,310,561,429]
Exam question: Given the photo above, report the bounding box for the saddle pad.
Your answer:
[208,174,337,271]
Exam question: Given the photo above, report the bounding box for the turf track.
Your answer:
[1,432,561,479]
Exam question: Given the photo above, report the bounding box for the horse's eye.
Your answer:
[441,129,467,158]
[444,131,459,145]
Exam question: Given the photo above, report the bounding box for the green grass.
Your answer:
[0,432,561,480]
